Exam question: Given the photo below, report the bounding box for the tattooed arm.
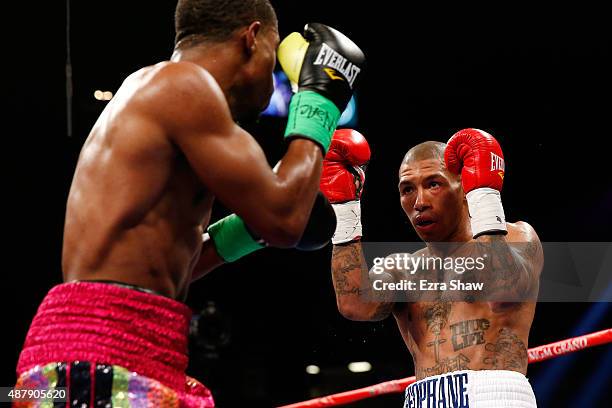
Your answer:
[473,221,543,300]
[331,242,396,321]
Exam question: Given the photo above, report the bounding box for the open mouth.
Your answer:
[414,215,436,230]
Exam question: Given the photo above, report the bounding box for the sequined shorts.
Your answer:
[15,282,214,407]
[14,361,212,408]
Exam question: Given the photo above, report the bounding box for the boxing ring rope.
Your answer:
[279,328,612,408]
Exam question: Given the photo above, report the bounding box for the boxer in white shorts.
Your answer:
[322,128,543,407]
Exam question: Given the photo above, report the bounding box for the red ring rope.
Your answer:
[279,328,612,408]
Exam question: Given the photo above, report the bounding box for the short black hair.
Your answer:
[175,0,277,47]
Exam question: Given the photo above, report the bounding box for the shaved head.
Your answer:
[402,141,447,166]
[398,140,468,242]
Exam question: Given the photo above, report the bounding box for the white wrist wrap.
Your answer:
[466,187,507,238]
[331,200,362,244]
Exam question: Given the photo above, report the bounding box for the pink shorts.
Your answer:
[16,281,214,407]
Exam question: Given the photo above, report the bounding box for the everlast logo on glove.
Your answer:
[314,43,361,88]
[490,152,505,172]
[279,23,365,152]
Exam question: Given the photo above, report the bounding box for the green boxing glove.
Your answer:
[207,214,265,263]
[278,23,365,153]
[207,192,337,262]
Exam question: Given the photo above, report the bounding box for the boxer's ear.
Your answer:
[244,21,261,56]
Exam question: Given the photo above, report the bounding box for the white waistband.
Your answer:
[404,370,536,408]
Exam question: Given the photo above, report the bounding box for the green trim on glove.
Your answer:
[284,91,341,153]
[207,214,265,262]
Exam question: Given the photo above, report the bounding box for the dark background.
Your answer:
[5,1,611,407]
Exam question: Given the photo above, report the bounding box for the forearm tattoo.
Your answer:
[331,244,365,296]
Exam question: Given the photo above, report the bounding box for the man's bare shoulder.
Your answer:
[150,61,224,104]
[507,221,544,278]
[507,221,540,244]
[123,61,230,132]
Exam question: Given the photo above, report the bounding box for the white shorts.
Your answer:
[404,370,537,408]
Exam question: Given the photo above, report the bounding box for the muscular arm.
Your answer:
[331,242,394,321]
[152,62,323,247]
[473,222,543,300]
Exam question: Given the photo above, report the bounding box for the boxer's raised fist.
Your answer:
[445,128,507,238]
[320,129,370,244]
[445,128,505,194]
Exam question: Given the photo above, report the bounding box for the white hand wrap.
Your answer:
[466,187,507,238]
[331,200,362,244]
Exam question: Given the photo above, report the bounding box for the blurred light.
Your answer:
[532,283,612,406]
[94,90,114,101]
[338,95,357,127]
[262,70,292,117]
[261,70,358,128]
[305,365,320,375]
[348,361,371,373]
[569,345,612,406]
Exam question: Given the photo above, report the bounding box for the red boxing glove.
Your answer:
[445,128,507,238]
[445,128,505,193]
[320,129,370,243]
[321,128,370,203]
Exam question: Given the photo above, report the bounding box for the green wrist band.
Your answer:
[284,91,341,153]
[207,214,265,262]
